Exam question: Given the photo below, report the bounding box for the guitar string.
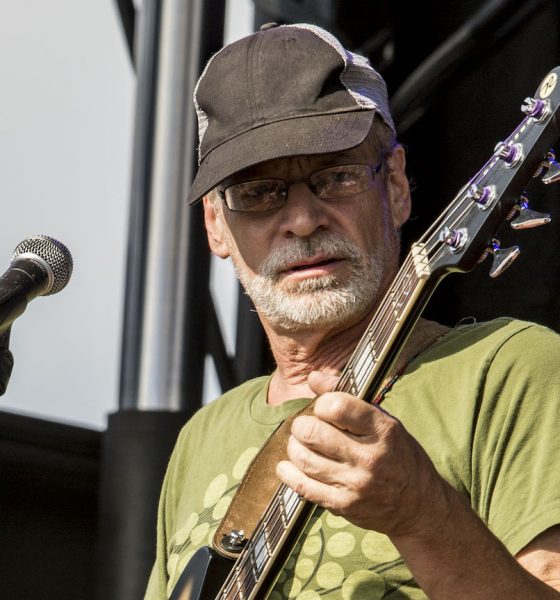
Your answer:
[336,155,498,394]
[221,269,426,594]
[339,257,420,395]
[342,141,537,396]
[337,256,418,392]
[219,257,434,598]
[218,125,534,597]
[220,219,505,598]
[415,112,531,247]
[219,484,303,599]
[342,110,536,395]
[219,486,297,597]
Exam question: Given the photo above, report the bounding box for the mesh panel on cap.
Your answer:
[291,24,395,133]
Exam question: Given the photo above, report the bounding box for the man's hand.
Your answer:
[275,370,451,538]
[276,371,560,598]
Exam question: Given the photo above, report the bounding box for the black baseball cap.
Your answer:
[188,23,395,204]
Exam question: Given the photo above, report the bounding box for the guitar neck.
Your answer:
[215,257,437,599]
[209,67,560,599]
[337,247,433,399]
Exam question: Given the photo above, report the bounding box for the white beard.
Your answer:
[227,230,398,333]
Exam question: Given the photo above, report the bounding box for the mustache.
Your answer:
[258,233,362,279]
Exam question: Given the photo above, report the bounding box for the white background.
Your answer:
[0,0,254,429]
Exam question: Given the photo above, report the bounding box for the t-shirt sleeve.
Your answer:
[472,323,560,555]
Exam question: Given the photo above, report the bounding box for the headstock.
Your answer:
[416,66,560,280]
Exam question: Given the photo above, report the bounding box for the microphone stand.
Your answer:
[0,329,14,396]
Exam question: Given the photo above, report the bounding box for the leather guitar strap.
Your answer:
[213,319,450,558]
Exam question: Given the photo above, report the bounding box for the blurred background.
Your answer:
[0,1,559,599]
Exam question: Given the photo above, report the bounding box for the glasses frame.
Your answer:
[217,161,384,213]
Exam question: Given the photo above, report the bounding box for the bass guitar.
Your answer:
[170,65,560,600]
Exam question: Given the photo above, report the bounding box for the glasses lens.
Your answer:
[311,165,374,199]
[225,180,286,212]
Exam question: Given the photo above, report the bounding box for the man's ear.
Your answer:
[203,194,230,258]
[385,145,411,228]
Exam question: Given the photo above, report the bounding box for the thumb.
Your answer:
[308,370,340,396]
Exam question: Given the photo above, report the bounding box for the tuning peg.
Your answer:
[510,193,551,229]
[487,239,520,278]
[439,227,467,253]
[521,97,549,122]
[494,141,523,167]
[467,183,494,208]
[542,150,560,184]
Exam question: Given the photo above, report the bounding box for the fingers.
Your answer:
[314,392,389,436]
[291,414,360,462]
[276,458,348,511]
[307,370,391,437]
[307,370,339,396]
[286,431,354,481]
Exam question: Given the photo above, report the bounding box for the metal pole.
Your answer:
[135,0,204,411]
[96,3,226,599]
[118,0,160,410]
[119,0,225,412]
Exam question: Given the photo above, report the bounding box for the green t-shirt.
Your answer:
[145,318,560,599]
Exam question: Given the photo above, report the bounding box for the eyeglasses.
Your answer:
[217,162,383,213]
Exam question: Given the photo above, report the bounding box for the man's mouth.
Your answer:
[281,256,343,276]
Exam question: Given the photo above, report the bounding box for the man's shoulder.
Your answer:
[410,316,560,390]
[432,316,558,356]
[202,375,270,413]
[178,376,271,436]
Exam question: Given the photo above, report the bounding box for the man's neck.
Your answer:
[264,309,376,406]
[264,314,451,407]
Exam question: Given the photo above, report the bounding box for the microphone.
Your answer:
[0,235,73,334]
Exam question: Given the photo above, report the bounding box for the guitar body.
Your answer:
[169,547,233,600]
[168,66,560,600]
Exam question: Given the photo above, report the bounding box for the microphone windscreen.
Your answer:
[11,235,73,295]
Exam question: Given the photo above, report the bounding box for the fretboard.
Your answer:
[215,250,430,600]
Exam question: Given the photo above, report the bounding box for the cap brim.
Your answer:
[187,110,375,204]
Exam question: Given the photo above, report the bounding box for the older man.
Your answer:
[145,24,560,599]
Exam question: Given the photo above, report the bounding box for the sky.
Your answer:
[0,0,254,429]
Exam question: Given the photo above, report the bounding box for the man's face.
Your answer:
[203,137,411,334]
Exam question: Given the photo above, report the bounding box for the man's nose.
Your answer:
[277,182,330,238]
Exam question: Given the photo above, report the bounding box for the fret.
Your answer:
[335,260,426,400]
[262,517,272,554]
[283,487,300,519]
[234,564,245,599]
[344,366,360,396]
[252,529,269,574]
[411,242,430,279]
[278,490,288,528]
[248,549,259,584]
[201,69,560,600]
[347,345,375,394]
